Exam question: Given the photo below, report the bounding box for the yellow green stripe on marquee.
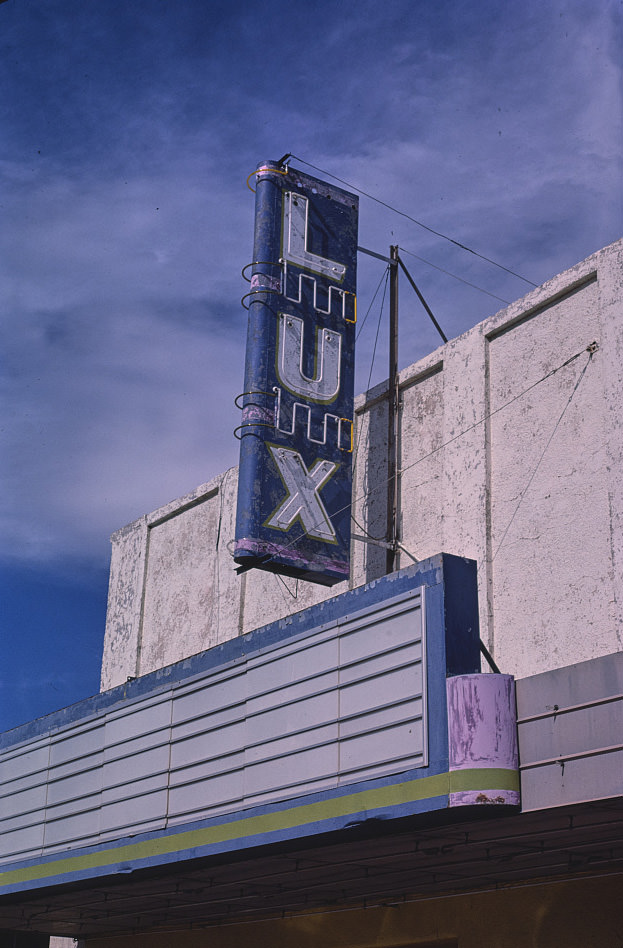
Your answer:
[0,769,519,888]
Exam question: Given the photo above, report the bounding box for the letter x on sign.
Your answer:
[266,446,337,542]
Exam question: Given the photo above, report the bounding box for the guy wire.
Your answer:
[288,155,537,288]
[237,344,595,570]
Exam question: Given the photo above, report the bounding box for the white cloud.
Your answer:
[2,0,620,573]
[1,158,251,565]
[1,300,243,564]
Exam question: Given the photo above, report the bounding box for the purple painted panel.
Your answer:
[447,673,519,807]
[447,674,518,770]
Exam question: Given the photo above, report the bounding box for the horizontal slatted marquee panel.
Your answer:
[0,587,426,865]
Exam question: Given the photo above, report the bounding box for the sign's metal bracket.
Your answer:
[357,245,397,265]
[351,533,419,565]
[351,532,393,550]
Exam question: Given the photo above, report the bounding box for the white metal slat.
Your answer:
[0,585,428,862]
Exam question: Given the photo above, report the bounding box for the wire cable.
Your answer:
[356,265,391,341]
[365,269,390,392]
[488,346,596,565]
[289,155,537,288]
[232,343,596,571]
[384,344,593,492]
[274,572,299,600]
[399,245,511,305]
[351,267,391,478]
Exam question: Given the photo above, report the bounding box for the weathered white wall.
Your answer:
[101,239,623,690]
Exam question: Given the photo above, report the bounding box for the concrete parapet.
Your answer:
[101,239,623,688]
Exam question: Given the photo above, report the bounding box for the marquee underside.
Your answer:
[1,799,621,938]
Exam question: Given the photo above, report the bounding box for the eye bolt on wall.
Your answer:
[234,160,359,585]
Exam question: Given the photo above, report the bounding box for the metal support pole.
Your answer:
[386,246,400,574]
[396,254,448,343]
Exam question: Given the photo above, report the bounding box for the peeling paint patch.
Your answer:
[450,790,520,806]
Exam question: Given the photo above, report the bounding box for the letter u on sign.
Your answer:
[277,314,342,402]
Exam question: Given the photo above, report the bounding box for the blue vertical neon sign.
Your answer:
[234,161,358,586]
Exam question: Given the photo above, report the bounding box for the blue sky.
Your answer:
[1,0,621,730]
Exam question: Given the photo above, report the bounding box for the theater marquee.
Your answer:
[0,556,519,898]
[234,161,358,585]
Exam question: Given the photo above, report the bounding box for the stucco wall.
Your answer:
[101,239,623,690]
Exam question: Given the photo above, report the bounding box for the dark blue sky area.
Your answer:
[1,0,621,729]
[0,562,108,730]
